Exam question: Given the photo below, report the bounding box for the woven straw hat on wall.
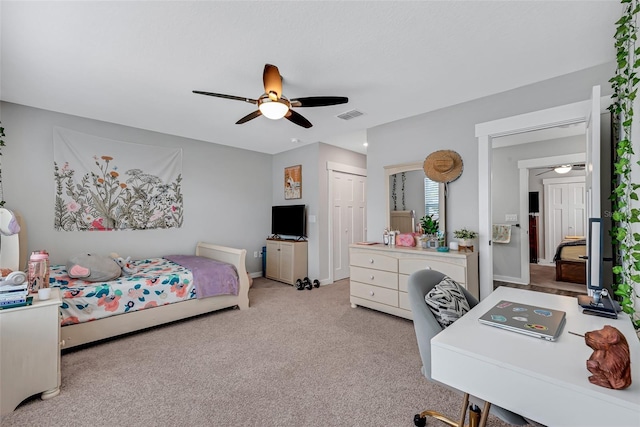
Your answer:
[423,150,463,183]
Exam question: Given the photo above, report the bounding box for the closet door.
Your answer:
[544,177,586,263]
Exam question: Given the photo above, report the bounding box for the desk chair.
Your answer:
[408,269,528,427]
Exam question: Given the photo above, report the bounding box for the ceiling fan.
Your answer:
[193,64,348,129]
[535,163,586,176]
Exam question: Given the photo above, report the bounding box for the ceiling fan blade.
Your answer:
[285,110,313,128]
[193,91,257,104]
[290,96,348,108]
[235,110,262,124]
[263,64,282,101]
[535,169,552,176]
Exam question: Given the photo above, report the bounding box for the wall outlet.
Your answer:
[253,251,258,258]
[505,214,518,222]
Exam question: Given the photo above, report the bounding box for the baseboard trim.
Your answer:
[494,275,528,286]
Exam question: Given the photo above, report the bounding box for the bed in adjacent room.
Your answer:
[553,237,586,284]
[51,242,250,349]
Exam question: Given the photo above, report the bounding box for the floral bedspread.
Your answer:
[50,258,196,326]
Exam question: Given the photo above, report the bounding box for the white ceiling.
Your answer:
[0,1,620,155]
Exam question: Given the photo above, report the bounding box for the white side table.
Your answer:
[0,288,62,416]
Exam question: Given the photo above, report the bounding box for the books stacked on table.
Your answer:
[0,283,29,307]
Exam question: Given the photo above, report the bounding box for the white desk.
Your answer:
[431,287,640,427]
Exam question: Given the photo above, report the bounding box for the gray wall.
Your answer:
[492,136,586,279]
[1,102,272,274]
[271,142,366,282]
[366,62,614,249]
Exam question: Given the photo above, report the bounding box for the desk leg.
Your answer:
[478,401,491,427]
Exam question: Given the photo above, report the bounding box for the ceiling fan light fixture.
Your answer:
[554,165,572,174]
[258,94,290,120]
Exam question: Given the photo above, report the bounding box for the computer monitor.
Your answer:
[577,218,618,318]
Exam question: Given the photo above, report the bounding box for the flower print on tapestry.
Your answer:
[53,127,183,231]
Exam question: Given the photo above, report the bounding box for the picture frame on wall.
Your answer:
[284,165,302,199]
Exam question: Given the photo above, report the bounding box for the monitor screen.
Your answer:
[587,218,603,291]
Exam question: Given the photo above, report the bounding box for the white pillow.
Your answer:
[425,276,470,328]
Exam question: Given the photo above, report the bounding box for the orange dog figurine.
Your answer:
[584,325,631,390]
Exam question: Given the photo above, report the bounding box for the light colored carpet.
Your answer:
[2,278,515,427]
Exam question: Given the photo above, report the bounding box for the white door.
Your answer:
[332,171,366,281]
[544,179,586,263]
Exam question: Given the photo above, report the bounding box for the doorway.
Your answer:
[476,86,605,299]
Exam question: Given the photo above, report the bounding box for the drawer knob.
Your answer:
[369,291,375,296]
[369,258,374,264]
[370,275,375,280]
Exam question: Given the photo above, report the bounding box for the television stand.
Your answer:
[265,239,308,285]
[577,290,619,319]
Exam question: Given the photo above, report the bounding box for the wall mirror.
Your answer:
[384,161,446,235]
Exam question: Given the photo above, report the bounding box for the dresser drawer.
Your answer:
[399,291,410,311]
[350,266,398,290]
[399,258,466,283]
[351,281,398,307]
[350,251,398,272]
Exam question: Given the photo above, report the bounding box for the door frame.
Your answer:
[327,161,367,284]
[475,94,609,299]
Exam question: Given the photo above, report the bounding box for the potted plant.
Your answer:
[420,215,440,248]
[420,214,439,235]
[453,227,478,247]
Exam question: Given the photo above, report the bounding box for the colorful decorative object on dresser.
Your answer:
[53,127,183,231]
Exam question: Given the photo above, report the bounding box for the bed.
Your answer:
[553,238,586,284]
[52,242,250,350]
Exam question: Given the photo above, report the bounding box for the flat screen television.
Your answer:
[271,205,306,238]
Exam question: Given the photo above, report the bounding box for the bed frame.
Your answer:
[60,242,250,350]
[555,260,586,284]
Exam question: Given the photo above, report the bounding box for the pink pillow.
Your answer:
[396,233,416,247]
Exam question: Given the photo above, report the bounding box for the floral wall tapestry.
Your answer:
[53,127,183,231]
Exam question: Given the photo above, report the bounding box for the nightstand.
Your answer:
[0,288,62,416]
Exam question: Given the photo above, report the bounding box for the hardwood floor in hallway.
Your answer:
[494,263,588,297]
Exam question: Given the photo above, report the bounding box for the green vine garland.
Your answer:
[608,0,640,329]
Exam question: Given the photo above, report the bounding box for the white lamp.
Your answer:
[258,94,290,120]
[554,165,572,174]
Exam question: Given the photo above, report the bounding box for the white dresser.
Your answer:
[349,244,479,320]
[1,288,62,416]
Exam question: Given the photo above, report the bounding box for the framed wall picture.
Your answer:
[284,165,302,199]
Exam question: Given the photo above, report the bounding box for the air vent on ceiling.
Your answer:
[336,109,364,120]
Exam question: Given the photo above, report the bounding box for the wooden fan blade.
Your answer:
[290,96,348,108]
[285,110,312,128]
[263,64,282,101]
[236,110,262,124]
[193,91,257,104]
